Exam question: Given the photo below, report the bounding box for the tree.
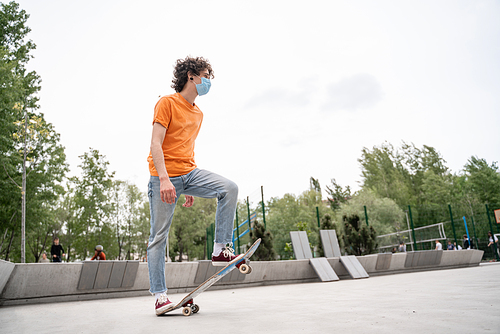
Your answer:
[0,1,43,262]
[266,188,328,259]
[462,156,500,205]
[309,177,321,194]
[54,181,77,261]
[121,181,148,260]
[21,114,68,262]
[325,178,351,211]
[169,196,216,262]
[336,189,405,236]
[135,201,150,261]
[359,142,452,208]
[249,219,276,261]
[71,148,115,260]
[341,214,377,256]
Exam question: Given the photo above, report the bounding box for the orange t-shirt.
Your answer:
[91,252,106,260]
[147,93,203,177]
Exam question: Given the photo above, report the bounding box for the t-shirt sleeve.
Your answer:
[152,97,172,129]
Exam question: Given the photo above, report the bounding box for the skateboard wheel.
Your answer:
[183,307,192,316]
[239,264,250,274]
[192,304,200,313]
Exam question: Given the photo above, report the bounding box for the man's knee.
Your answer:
[224,179,238,197]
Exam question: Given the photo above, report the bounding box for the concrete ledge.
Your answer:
[0,260,15,295]
[0,249,484,306]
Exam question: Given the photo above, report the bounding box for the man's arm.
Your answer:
[150,122,194,207]
[151,122,176,204]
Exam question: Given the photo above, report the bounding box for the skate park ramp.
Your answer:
[319,229,342,257]
[291,230,368,280]
[290,231,339,282]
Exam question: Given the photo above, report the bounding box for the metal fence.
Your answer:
[399,203,500,261]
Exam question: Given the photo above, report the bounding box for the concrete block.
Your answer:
[122,261,140,288]
[0,260,15,295]
[108,262,127,288]
[4,263,82,299]
[320,230,342,258]
[418,251,431,266]
[94,261,113,289]
[459,250,474,265]
[165,262,198,288]
[404,252,414,268]
[357,254,377,273]
[259,259,316,282]
[434,250,443,265]
[1,247,488,306]
[470,250,484,264]
[389,253,407,270]
[328,258,349,276]
[194,261,212,284]
[290,231,313,259]
[78,262,98,290]
[309,258,339,282]
[375,254,392,271]
[412,252,421,267]
[340,256,369,279]
[220,265,245,283]
[132,262,150,290]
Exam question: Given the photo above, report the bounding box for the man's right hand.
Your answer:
[160,177,177,204]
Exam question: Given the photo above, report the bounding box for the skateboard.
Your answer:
[162,238,261,316]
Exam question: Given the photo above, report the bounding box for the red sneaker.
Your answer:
[155,294,174,316]
[211,246,244,266]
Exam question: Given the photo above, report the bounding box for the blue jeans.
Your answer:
[147,168,238,294]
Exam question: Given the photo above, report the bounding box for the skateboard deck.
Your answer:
[161,238,261,316]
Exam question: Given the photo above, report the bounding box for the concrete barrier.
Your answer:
[0,249,484,306]
[0,260,15,295]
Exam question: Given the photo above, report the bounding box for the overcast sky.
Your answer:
[15,0,500,202]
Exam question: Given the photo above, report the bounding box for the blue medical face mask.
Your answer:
[194,76,211,96]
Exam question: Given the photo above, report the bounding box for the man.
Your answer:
[50,237,65,262]
[39,252,50,263]
[463,234,473,249]
[487,231,499,261]
[435,240,442,250]
[398,241,406,252]
[446,241,456,250]
[147,56,241,316]
[91,245,106,260]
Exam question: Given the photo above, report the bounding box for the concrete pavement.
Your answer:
[1,263,499,334]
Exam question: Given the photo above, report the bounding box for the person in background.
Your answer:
[398,241,406,252]
[435,240,442,250]
[39,252,50,263]
[91,245,106,260]
[487,231,499,261]
[51,237,65,262]
[447,241,456,250]
[463,235,472,249]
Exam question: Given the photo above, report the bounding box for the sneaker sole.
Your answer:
[211,253,244,266]
[156,303,176,316]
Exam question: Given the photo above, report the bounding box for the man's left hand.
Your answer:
[183,195,194,208]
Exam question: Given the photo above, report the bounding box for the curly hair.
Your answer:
[171,56,214,93]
